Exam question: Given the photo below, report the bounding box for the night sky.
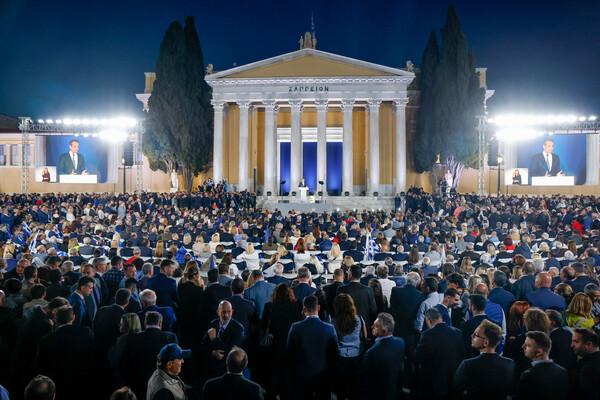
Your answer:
[1,0,599,119]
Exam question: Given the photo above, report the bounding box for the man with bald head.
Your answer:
[202,300,245,378]
[525,272,567,311]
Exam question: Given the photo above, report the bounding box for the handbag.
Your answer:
[258,309,274,348]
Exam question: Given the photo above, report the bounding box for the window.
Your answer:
[0,145,5,165]
[10,144,19,165]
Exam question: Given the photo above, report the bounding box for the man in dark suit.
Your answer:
[225,278,258,335]
[337,264,377,326]
[93,288,129,355]
[389,272,425,346]
[67,276,95,328]
[138,289,177,332]
[286,295,338,400]
[454,319,515,399]
[546,310,577,371]
[529,138,563,177]
[202,300,245,379]
[343,241,364,263]
[459,295,501,358]
[292,266,317,304]
[415,308,465,399]
[525,272,567,311]
[358,312,405,400]
[202,347,262,400]
[147,258,178,308]
[488,270,516,316]
[571,328,600,398]
[204,269,233,324]
[266,263,290,287]
[568,262,596,293]
[511,262,537,301]
[57,139,87,178]
[36,305,95,400]
[323,268,345,317]
[517,331,568,399]
[120,311,177,399]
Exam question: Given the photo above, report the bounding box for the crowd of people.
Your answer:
[1,185,600,399]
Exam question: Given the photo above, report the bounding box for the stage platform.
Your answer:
[258,195,397,213]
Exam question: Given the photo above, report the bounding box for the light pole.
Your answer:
[497,155,503,196]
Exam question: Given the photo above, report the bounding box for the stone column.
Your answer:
[211,100,225,184]
[367,99,382,195]
[315,99,328,194]
[263,100,278,194]
[341,99,355,195]
[289,99,303,192]
[393,98,409,194]
[237,100,250,191]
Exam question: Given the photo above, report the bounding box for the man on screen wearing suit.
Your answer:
[57,139,88,176]
[529,138,564,177]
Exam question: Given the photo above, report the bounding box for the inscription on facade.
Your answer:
[289,86,329,92]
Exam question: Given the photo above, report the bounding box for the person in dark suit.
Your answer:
[570,327,600,398]
[337,265,377,327]
[414,308,465,399]
[120,311,177,399]
[202,347,263,400]
[343,241,364,263]
[93,288,129,356]
[546,310,577,371]
[454,319,515,399]
[358,312,405,400]
[529,138,563,177]
[292,266,318,304]
[459,295,501,358]
[389,272,426,346]
[57,139,88,177]
[67,276,95,328]
[147,259,178,308]
[488,270,516,316]
[567,262,596,293]
[266,264,290,287]
[138,289,177,332]
[202,300,245,379]
[323,269,345,317]
[225,278,258,335]
[36,305,95,400]
[511,262,537,301]
[525,272,567,311]
[517,330,568,400]
[204,269,233,324]
[285,295,338,400]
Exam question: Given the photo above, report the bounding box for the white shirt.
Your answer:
[69,151,78,170]
[378,278,396,307]
[543,151,552,171]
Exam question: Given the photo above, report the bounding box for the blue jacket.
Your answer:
[488,287,516,316]
[358,336,405,400]
[525,287,567,311]
[138,305,177,332]
[67,292,92,328]
[244,280,275,318]
[292,282,317,305]
[147,273,178,308]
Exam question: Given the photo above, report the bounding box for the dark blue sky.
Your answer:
[1,0,599,119]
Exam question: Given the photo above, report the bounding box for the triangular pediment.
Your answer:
[206,48,413,80]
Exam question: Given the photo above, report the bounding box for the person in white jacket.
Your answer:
[237,242,260,270]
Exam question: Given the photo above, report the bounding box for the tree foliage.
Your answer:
[144,16,213,190]
[413,6,485,173]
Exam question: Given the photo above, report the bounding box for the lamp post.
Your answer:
[122,157,126,194]
[497,155,503,196]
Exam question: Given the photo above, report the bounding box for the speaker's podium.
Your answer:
[59,174,98,184]
[298,187,308,203]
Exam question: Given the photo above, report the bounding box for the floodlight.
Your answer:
[590,116,597,121]
[56,120,62,124]
[46,119,53,124]
[37,119,44,124]
[579,116,587,122]
[73,119,81,125]
[82,119,90,125]
[64,118,72,125]
[100,129,128,142]
[83,133,89,137]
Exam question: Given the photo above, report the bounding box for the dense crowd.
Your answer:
[1,186,600,399]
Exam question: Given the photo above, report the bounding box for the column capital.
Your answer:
[210,100,225,112]
[262,99,277,110]
[367,99,383,111]
[289,99,304,112]
[392,98,410,114]
[236,100,251,111]
[341,99,355,113]
[314,98,329,113]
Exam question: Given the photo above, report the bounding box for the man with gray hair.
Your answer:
[532,258,545,273]
[420,256,437,276]
[292,266,316,304]
[390,271,426,346]
[138,289,177,332]
[266,263,289,286]
[358,313,405,400]
[138,262,154,291]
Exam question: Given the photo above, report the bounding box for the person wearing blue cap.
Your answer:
[146,343,191,400]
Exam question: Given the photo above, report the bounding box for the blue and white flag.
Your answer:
[30,233,39,253]
[22,222,32,239]
[52,242,67,257]
[363,232,379,261]
[264,225,269,243]
[176,245,187,264]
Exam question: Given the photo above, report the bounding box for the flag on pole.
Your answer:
[210,254,215,269]
[30,233,39,254]
[52,242,67,257]
[363,232,379,261]
[22,222,32,239]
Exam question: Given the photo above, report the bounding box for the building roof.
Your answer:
[0,114,19,133]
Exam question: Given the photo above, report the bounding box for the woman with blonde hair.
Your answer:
[327,243,343,273]
[154,240,165,258]
[566,293,595,328]
[68,238,79,251]
[168,243,178,256]
[192,235,206,256]
[304,233,315,247]
[209,233,221,253]
[283,235,293,250]
[467,275,483,295]
[511,266,524,282]
[111,239,120,250]
[237,242,260,270]
[182,233,192,247]
[554,282,574,306]
[460,257,473,275]
[290,229,301,247]
[486,243,497,261]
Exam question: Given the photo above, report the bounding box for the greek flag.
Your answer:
[52,242,67,257]
[210,254,215,269]
[176,245,187,264]
[363,232,379,261]
[30,233,39,253]
[22,222,32,239]
[264,225,269,243]
[4,224,11,240]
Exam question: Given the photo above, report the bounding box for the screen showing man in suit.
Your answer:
[57,139,88,176]
[512,134,587,185]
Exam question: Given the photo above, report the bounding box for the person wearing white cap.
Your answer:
[146,343,191,400]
